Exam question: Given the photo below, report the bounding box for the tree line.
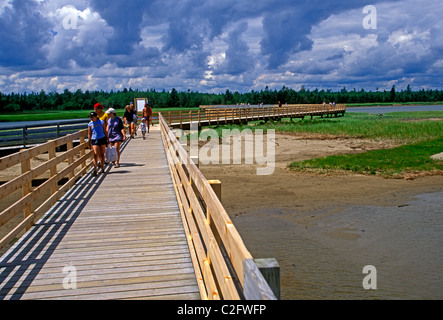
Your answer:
[1,85,442,112]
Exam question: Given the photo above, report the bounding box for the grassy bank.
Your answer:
[289,138,443,178]
[283,112,443,177]
[209,111,443,142]
[206,111,443,177]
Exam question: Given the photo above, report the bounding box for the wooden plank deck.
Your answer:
[0,126,201,300]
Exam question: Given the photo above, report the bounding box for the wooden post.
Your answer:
[80,136,86,169]
[254,258,280,300]
[21,157,32,218]
[208,180,221,202]
[191,155,199,168]
[48,141,57,194]
[67,140,74,179]
[180,139,188,152]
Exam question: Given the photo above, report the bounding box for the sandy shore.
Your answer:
[199,132,442,218]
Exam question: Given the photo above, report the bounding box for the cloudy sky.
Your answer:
[0,0,442,94]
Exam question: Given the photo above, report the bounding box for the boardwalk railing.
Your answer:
[0,120,89,149]
[159,113,276,300]
[0,130,92,251]
[162,104,346,129]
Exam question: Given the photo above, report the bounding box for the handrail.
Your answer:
[162,104,346,128]
[159,113,276,300]
[0,119,89,149]
[0,129,93,250]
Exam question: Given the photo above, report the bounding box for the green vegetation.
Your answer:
[289,138,443,177]
[1,85,442,113]
[210,111,443,142]
[207,111,443,177]
[284,112,443,177]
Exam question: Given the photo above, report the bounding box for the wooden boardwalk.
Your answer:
[0,126,201,300]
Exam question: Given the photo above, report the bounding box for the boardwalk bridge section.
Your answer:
[0,104,345,300]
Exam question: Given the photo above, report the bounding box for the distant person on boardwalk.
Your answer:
[142,103,153,132]
[106,108,126,168]
[124,104,136,138]
[140,117,148,140]
[88,111,109,176]
[94,103,108,131]
[278,101,282,108]
[131,103,138,136]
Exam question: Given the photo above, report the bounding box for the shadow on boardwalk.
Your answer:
[0,140,130,300]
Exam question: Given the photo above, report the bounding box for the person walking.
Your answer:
[88,111,109,176]
[142,103,153,133]
[124,104,136,138]
[94,103,108,131]
[106,108,126,168]
[131,103,138,136]
[140,117,147,140]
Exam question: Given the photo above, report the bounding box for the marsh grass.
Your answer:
[289,138,443,177]
[209,111,443,141]
[206,111,443,177]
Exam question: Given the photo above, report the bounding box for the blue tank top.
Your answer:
[88,119,106,140]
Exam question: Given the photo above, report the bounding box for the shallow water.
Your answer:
[347,105,443,114]
[232,191,443,299]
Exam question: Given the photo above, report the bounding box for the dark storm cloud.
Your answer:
[89,0,154,55]
[1,0,441,93]
[0,0,52,68]
[212,22,255,75]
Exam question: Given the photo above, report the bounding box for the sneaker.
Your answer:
[115,164,120,168]
[92,169,97,176]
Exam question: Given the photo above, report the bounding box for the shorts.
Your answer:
[91,137,107,146]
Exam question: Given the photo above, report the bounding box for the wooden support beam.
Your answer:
[191,155,199,168]
[21,157,32,219]
[208,180,221,202]
[254,258,280,300]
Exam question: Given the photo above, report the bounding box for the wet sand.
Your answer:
[199,132,443,299]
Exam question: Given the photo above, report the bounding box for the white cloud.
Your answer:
[0,0,12,14]
[0,0,442,93]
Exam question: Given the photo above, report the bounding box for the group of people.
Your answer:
[323,101,336,107]
[87,102,153,176]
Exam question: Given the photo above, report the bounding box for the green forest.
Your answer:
[1,85,442,112]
